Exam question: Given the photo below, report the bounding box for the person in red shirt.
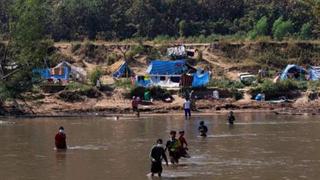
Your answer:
[178,130,190,158]
[55,126,67,150]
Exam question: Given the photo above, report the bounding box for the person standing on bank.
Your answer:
[183,98,191,119]
[149,139,168,177]
[228,111,236,125]
[132,96,140,117]
[55,126,67,150]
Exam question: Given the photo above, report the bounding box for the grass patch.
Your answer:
[208,79,245,89]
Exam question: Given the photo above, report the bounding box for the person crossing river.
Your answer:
[165,131,181,164]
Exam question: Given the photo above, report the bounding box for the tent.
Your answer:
[110,61,132,78]
[55,61,87,81]
[308,66,320,81]
[146,60,188,75]
[280,64,307,80]
[33,61,86,82]
[192,71,210,87]
[33,66,69,81]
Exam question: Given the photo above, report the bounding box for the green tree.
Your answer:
[272,16,284,36]
[300,22,313,40]
[255,16,269,35]
[248,16,268,39]
[178,20,187,37]
[1,0,51,99]
[273,20,294,40]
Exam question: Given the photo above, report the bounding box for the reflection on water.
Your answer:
[1,113,320,179]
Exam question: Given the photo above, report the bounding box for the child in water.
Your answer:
[198,121,208,137]
[178,130,190,158]
[149,139,168,177]
[228,111,236,125]
[165,131,181,164]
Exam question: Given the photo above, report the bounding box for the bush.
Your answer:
[89,68,102,85]
[130,86,171,100]
[114,79,132,89]
[250,79,305,100]
[273,18,294,40]
[126,44,146,59]
[231,88,244,100]
[299,22,312,40]
[107,52,118,65]
[65,82,91,91]
[249,16,268,39]
[71,43,81,53]
[208,79,245,89]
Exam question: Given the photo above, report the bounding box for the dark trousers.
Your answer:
[184,109,191,117]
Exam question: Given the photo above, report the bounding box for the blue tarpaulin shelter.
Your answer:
[308,66,320,81]
[33,64,70,81]
[146,60,187,75]
[192,71,210,87]
[280,64,307,80]
[112,62,132,78]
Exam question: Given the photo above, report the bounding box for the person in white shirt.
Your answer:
[183,98,191,119]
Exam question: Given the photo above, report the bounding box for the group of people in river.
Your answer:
[53,109,236,178]
[148,111,236,177]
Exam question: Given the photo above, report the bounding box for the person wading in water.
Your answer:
[55,126,67,150]
[198,121,208,137]
[178,130,190,158]
[149,139,168,177]
[228,111,236,125]
[183,98,191,119]
[165,131,181,164]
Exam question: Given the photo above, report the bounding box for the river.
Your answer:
[1,113,320,180]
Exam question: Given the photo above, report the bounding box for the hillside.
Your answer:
[2,40,320,116]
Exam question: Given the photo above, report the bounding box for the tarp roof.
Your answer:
[109,60,132,78]
[308,66,320,81]
[146,60,187,75]
[280,64,307,80]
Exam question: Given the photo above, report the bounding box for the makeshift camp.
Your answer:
[308,66,320,81]
[109,60,133,78]
[137,60,210,88]
[167,46,187,59]
[33,61,87,82]
[192,70,210,87]
[147,60,189,75]
[279,64,308,81]
[55,61,87,82]
[136,75,181,88]
[167,46,196,59]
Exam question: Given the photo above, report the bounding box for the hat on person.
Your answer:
[179,130,185,134]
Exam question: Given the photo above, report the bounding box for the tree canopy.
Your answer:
[0,0,318,40]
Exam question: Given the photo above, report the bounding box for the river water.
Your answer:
[1,113,320,180]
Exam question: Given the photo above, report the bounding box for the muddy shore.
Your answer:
[1,99,319,118]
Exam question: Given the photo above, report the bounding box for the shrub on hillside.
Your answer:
[130,86,171,100]
[89,68,102,85]
[250,79,305,100]
[208,79,245,89]
[299,22,313,40]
